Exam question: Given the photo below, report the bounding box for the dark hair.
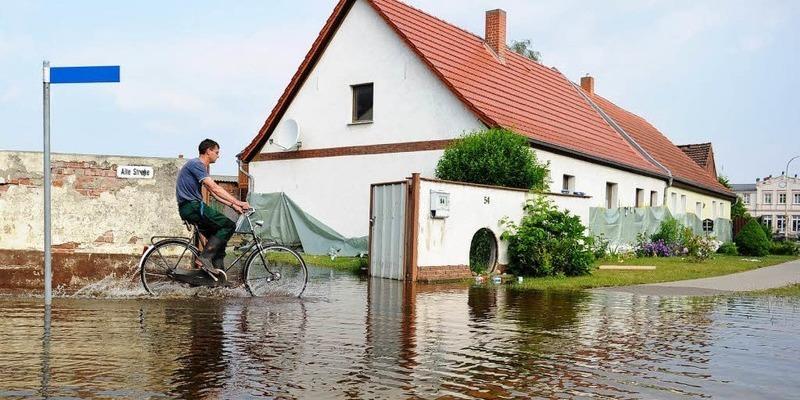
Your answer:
[199,139,219,155]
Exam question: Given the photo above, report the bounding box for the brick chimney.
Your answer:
[580,75,595,94]
[485,9,506,60]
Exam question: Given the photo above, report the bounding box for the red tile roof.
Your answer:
[587,94,731,195]
[677,143,712,168]
[240,0,733,198]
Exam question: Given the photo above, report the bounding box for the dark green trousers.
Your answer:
[178,201,236,245]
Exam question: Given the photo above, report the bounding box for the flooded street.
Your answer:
[1,268,799,399]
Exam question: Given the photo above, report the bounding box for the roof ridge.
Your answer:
[569,80,672,179]
[375,0,486,43]
[383,0,560,77]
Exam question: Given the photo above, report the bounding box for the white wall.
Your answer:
[251,151,444,237]
[537,150,666,209]
[415,179,591,269]
[261,0,483,154]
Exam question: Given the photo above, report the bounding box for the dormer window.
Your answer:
[351,83,373,123]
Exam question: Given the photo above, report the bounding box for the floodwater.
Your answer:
[1,267,799,399]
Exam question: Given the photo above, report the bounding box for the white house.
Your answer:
[733,174,800,237]
[238,0,735,239]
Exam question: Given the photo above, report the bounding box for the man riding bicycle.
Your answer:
[176,139,251,279]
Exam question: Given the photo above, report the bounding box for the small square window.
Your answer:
[605,182,618,209]
[562,174,575,193]
[351,83,373,122]
[702,218,714,233]
[635,188,644,207]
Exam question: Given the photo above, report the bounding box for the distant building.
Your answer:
[733,175,800,237]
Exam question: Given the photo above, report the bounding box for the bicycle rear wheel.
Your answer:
[243,245,308,297]
[140,239,199,295]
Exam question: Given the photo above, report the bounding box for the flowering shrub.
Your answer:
[633,222,716,262]
[501,197,594,277]
[635,236,672,257]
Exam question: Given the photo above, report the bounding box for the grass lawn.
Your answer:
[512,255,799,291]
[264,251,366,274]
[745,284,800,297]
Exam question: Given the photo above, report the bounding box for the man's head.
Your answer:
[198,139,220,163]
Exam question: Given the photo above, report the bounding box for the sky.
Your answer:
[1,0,798,182]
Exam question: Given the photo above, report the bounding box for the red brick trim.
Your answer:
[251,139,453,162]
[416,265,472,282]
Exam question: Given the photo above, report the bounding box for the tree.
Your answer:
[435,128,549,190]
[731,198,749,219]
[717,175,732,189]
[719,175,749,219]
[510,39,541,62]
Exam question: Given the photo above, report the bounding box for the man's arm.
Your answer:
[202,178,251,213]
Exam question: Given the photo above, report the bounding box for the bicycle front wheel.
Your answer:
[243,245,308,297]
[140,239,198,295]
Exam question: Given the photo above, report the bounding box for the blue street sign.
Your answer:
[49,66,120,84]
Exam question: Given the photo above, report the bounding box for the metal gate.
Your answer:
[369,182,407,280]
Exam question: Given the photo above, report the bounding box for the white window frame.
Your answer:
[779,193,787,204]
[763,215,773,229]
[794,193,800,205]
[776,215,786,233]
[792,215,800,232]
[743,193,751,204]
[681,195,687,214]
[764,192,773,204]
[671,192,678,210]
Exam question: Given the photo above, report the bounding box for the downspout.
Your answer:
[237,156,254,200]
[568,81,674,204]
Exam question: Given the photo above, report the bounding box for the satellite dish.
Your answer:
[269,118,301,151]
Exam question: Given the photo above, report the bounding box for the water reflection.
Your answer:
[1,274,799,399]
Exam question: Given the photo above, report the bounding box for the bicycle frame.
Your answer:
[149,209,277,278]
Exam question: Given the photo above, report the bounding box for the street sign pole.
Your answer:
[40,62,119,306]
[42,61,52,306]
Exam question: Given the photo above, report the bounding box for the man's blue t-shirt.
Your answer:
[176,158,209,204]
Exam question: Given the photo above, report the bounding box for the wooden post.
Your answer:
[404,173,420,282]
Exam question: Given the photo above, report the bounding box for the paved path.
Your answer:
[601,259,800,296]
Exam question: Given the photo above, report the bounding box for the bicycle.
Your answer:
[138,208,308,297]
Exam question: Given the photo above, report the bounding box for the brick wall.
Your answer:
[0,151,187,255]
[416,265,472,282]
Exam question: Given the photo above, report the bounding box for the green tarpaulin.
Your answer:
[588,206,732,247]
[239,192,368,257]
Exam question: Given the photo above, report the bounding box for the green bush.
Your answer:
[469,229,496,274]
[758,218,773,240]
[650,217,681,247]
[735,219,771,256]
[770,241,800,256]
[435,128,549,190]
[717,241,738,256]
[501,197,594,277]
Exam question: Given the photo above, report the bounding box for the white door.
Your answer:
[369,183,407,280]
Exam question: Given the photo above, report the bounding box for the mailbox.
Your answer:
[430,190,450,219]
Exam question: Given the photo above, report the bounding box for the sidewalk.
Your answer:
[602,258,800,296]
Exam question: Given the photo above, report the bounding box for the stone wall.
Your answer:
[0,151,187,255]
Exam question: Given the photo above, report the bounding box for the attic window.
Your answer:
[351,83,373,123]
